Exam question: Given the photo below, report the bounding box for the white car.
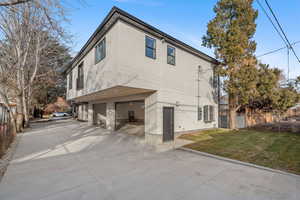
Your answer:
[52,112,69,117]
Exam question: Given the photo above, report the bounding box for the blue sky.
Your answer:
[66,0,300,79]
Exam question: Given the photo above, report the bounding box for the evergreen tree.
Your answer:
[203,0,258,129]
[245,64,299,122]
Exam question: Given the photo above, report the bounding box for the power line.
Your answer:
[256,0,289,48]
[264,0,300,64]
[257,40,300,57]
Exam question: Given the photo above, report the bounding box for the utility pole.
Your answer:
[287,47,290,81]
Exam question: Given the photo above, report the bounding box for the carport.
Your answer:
[115,100,145,137]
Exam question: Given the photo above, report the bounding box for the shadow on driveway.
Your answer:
[0,119,299,200]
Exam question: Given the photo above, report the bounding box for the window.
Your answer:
[145,36,156,59]
[95,38,106,64]
[209,105,215,121]
[167,45,176,65]
[204,105,209,122]
[77,62,84,90]
[69,71,72,90]
[204,105,215,122]
[213,69,218,88]
[197,106,202,121]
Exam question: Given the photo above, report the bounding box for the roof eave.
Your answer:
[64,6,219,74]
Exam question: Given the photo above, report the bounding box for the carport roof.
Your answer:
[70,86,155,103]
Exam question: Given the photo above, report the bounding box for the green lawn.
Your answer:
[180,129,300,175]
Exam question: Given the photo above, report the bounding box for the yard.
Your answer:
[180,129,300,175]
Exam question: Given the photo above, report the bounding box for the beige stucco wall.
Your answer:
[67,22,120,100]
[67,19,218,141]
[115,21,218,133]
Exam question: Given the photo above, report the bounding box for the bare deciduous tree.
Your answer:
[0,0,70,131]
[0,0,31,7]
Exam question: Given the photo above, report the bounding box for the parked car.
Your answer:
[52,112,69,117]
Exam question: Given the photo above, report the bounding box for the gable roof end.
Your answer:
[63,6,218,75]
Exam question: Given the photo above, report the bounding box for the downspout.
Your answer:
[197,66,201,117]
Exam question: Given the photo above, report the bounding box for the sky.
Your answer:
[65,0,300,79]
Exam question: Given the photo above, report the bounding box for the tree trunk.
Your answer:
[228,94,237,129]
[9,111,17,137]
[245,107,250,128]
[16,95,24,133]
[22,89,29,128]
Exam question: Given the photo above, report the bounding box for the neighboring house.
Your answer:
[286,103,300,121]
[44,97,70,115]
[64,7,219,144]
[219,95,274,128]
[0,93,17,116]
[0,102,16,116]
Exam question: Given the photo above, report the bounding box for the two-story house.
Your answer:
[64,7,219,144]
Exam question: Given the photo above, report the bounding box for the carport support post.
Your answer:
[88,103,94,126]
[106,102,116,131]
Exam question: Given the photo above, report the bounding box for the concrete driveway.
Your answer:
[0,119,299,200]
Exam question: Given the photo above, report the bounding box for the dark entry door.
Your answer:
[163,107,174,142]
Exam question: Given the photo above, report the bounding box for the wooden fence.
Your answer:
[0,105,14,158]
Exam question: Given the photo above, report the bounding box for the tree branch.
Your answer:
[0,0,32,7]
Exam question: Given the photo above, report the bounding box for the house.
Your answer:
[286,103,300,121]
[64,7,219,144]
[219,95,274,128]
[0,92,17,117]
[44,97,70,115]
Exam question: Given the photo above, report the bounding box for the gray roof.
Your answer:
[63,6,218,74]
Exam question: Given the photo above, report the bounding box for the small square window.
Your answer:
[167,46,175,65]
[145,36,156,59]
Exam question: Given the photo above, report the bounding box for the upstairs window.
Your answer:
[69,71,72,90]
[95,38,106,64]
[77,62,84,90]
[167,45,176,65]
[145,36,156,59]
